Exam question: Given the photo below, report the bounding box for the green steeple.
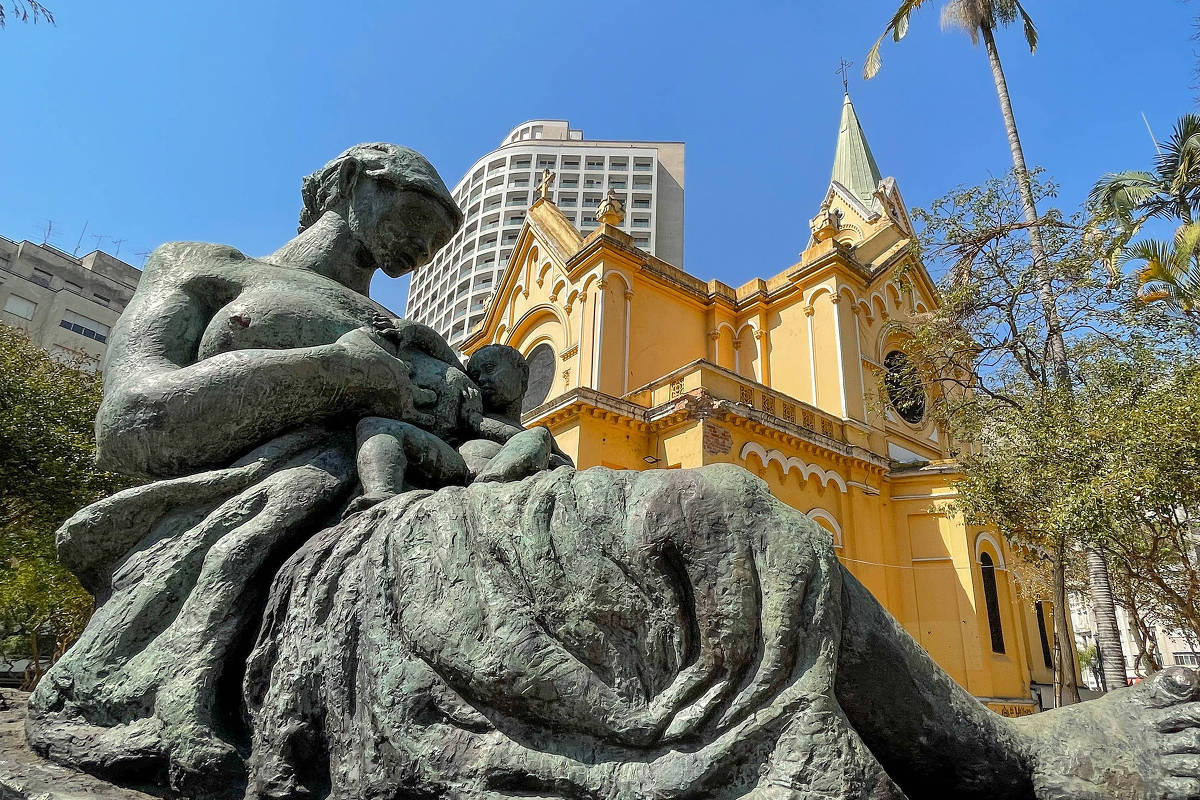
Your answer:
[830,93,883,205]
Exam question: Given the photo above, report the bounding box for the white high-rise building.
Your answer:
[405,119,684,345]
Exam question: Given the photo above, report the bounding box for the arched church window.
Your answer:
[980,552,1006,654]
[522,343,555,413]
[884,350,925,424]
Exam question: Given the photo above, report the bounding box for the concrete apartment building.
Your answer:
[0,236,141,365]
[405,119,684,346]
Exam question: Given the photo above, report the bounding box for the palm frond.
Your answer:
[1122,239,1171,278]
[1123,228,1200,314]
[941,0,982,45]
[864,35,888,80]
[864,0,933,79]
[1089,171,1163,221]
[1012,0,1038,53]
[1174,221,1200,264]
[1156,114,1200,187]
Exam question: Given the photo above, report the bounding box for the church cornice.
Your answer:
[528,365,891,477]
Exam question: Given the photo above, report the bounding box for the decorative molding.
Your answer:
[739,441,848,493]
[974,531,1006,568]
[806,507,843,548]
[890,491,959,501]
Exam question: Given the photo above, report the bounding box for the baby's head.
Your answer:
[465,345,528,416]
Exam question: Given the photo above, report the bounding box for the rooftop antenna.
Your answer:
[110,238,126,256]
[40,219,54,245]
[836,58,854,94]
[90,233,107,252]
[73,221,89,256]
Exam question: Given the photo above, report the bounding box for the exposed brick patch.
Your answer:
[703,422,733,455]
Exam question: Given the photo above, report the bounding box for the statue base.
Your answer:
[0,690,158,800]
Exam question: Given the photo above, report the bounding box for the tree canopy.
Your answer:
[0,324,129,685]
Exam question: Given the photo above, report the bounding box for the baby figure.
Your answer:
[346,340,570,517]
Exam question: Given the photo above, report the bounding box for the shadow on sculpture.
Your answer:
[23,143,1200,800]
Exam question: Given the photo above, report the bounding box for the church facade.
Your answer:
[459,95,1060,714]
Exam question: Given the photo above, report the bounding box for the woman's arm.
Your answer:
[97,247,429,478]
[372,314,463,368]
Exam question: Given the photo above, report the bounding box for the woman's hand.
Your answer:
[367,312,484,435]
[334,326,437,428]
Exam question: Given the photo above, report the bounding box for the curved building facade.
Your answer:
[405,119,684,345]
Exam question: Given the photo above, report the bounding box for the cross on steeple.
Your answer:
[537,168,555,201]
[835,58,853,93]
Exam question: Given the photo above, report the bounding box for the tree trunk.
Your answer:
[1051,548,1080,705]
[1121,587,1154,677]
[1086,546,1128,692]
[981,25,1130,698]
[979,23,1070,391]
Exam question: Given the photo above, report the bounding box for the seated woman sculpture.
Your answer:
[26,143,1200,800]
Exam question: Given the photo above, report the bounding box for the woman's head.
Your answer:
[300,143,464,277]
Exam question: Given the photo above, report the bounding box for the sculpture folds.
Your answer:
[25,144,1200,800]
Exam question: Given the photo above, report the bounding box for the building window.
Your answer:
[522,343,556,413]
[1034,601,1054,669]
[1174,652,1200,666]
[60,310,110,343]
[980,552,1006,654]
[884,350,926,424]
[30,268,53,288]
[4,294,37,320]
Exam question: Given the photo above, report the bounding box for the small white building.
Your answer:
[1072,597,1200,690]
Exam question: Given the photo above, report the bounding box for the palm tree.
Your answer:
[1120,222,1200,319]
[865,0,1123,705]
[865,0,1062,383]
[1091,114,1200,312]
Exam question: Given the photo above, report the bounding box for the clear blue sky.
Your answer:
[1,0,1194,314]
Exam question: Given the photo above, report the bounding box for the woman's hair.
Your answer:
[298,143,464,233]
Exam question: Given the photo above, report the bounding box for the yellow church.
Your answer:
[461,95,1060,715]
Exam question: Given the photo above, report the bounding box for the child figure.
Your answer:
[346,339,570,517]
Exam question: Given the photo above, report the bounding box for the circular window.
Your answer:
[884,350,925,424]
[522,343,555,413]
